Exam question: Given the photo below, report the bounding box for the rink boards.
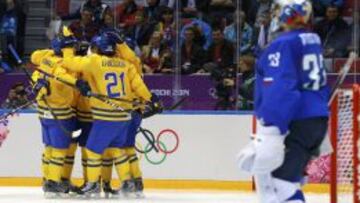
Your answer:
[0,112,329,193]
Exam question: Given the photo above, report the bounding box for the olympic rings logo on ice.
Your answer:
[135,128,180,165]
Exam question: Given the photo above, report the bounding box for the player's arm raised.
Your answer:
[30,49,53,66]
[62,50,92,74]
[116,43,142,74]
[128,63,151,101]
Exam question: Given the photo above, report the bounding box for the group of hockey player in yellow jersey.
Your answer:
[30,27,162,199]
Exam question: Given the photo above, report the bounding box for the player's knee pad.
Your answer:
[273,178,304,203]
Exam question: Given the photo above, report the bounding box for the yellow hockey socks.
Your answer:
[41,146,52,180]
[48,148,67,182]
[101,149,113,183]
[125,147,142,179]
[85,149,102,183]
[110,148,131,182]
[81,147,88,182]
[62,143,77,180]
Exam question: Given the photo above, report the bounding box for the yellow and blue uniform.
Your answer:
[72,90,93,146]
[115,43,144,180]
[31,49,77,148]
[100,43,145,186]
[61,49,151,184]
[31,49,77,183]
[62,85,93,182]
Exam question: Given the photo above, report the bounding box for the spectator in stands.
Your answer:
[208,0,235,25]
[205,27,234,72]
[312,0,344,16]
[204,27,236,109]
[314,5,350,58]
[125,9,155,48]
[181,16,212,50]
[144,0,163,24]
[116,0,141,30]
[155,7,176,49]
[163,0,197,18]
[241,0,260,26]
[237,54,255,110]
[203,27,236,110]
[240,0,272,27]
[157,48,174,74]
[224,11,254,55]
[69,7,100,42]
[180,26,205,74]
[61,0,110,24]
[100,12,116,33]
[0,0,27,68]
[141,31,173,74]
[1,88,17,109]
[1,83,30,109]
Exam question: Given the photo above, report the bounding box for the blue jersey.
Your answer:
[255,29,330,134]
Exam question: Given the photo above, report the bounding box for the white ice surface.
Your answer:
[0,187,330,203]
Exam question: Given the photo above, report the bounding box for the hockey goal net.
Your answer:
[331,84,360,203]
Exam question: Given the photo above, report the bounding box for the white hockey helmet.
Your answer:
[270,0,312,32]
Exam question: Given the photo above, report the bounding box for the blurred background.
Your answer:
[0,0,358,111]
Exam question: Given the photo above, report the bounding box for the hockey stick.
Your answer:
[138,126,159,153]
[165,96,187,111]
[0,99,36,122]
[8,44,78,137]
[328,52,357,105]
[136,97,187,152]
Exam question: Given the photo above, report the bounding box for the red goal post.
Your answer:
[330,84,360,203]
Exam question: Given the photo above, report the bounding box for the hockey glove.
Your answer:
[106,31,125,44]
[61,36,77,48]
[142,94,163,119]
[32,78,50,96]
[238,122,286,174]
[75,80,91,97]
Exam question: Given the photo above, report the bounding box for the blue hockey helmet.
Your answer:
[90,33,116,56]
[51,36,77,56]
[270,0,312,32]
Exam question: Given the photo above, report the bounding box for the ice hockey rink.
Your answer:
[0,187,330,203]
[0,113,335,203]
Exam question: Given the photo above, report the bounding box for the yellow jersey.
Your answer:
[71,73,93,122]
[115,43,142,75]
[62,50,152,121]
[31,49,76,120]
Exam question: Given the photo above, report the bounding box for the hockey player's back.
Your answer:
[238,1,330,203]
[62,51,151,121]
[255,28,329,134]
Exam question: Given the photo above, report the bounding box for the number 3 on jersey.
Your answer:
[303,53,326,90]
[105,72,126,98]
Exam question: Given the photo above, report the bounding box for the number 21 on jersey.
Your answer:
[105,72,126,98]
[303,53,327,91]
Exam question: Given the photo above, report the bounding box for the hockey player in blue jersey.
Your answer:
[238,0,329,203]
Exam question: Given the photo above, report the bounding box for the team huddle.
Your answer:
[30,26,162,198]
